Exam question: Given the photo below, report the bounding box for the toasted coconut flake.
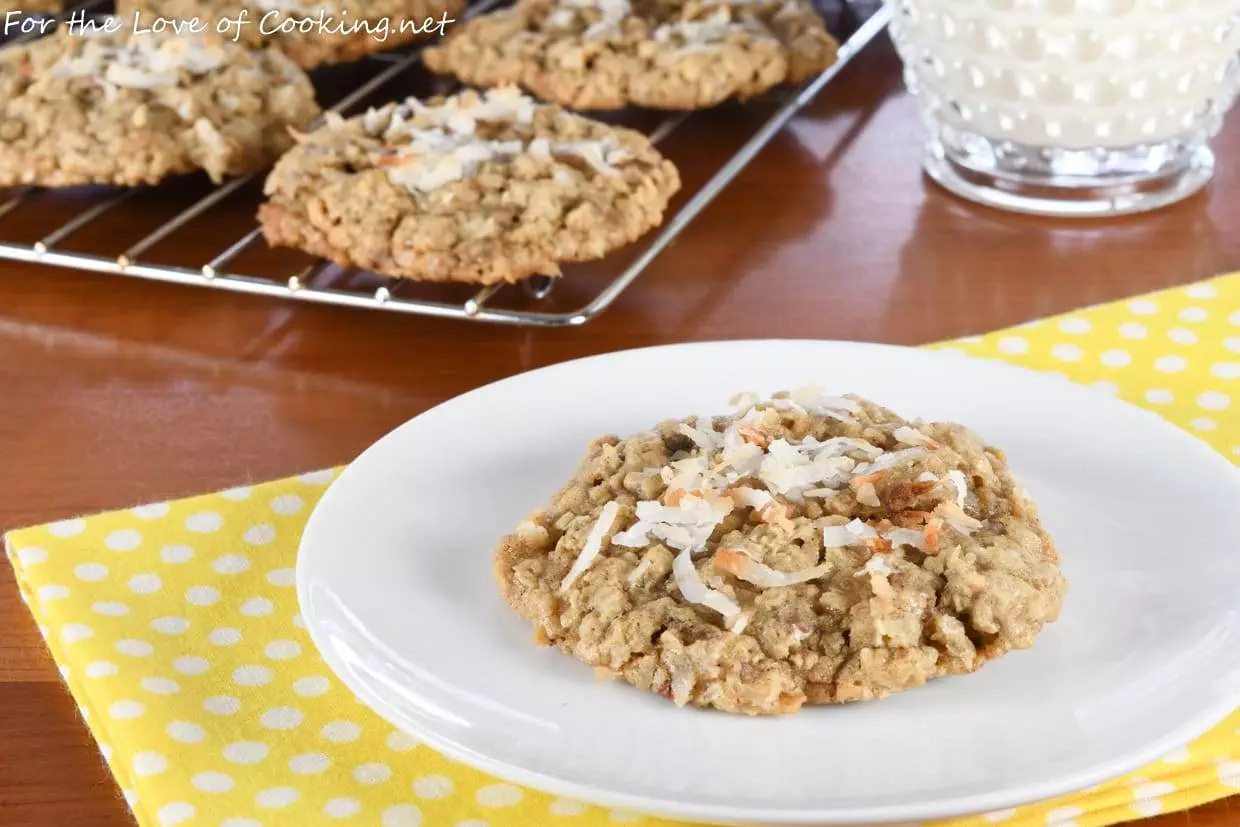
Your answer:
[737,425,769,448]
[757,501,790,524]
[660,457,721,493]
[759,439,857,496]
[917,471,939,483]
[636,494,731,525]
[894,426,937,448]
[650,524,697,552]
[855,482,881,507]
[882,527,925,550]
[864,535,894,552]
[855,553,896,577]
[668,658,696,706]
[891,510,933,528]
[802,486,839,498]
[611,524,651,548]
[946,469,969,509]
[627,557,653,586]
[923,518,942,552]
[935,500,982,534]
[678,422,721,453]
[558,501,619,594]
[817,437,883,458]
[613,493,733,553]
[853,447,927,477]
[728,486,774,511]
[714,548,832,588]
[729,391,759,411]
[729,611,751,634]
[821,518,878,547]
[673,549,741,620]
[767,394,808,415]
[719,431,765,478]
[789,385,863,418]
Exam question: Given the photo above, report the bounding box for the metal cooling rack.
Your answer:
[0,0,890,326]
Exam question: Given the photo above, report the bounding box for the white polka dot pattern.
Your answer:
[9,275,1240,827]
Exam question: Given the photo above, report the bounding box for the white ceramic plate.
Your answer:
[297,341,1240,826]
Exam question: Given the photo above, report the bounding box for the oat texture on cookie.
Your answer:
[0,28,320,187]
[259,86,681,284]
[423,0,838,110]
[493,387,1068,715]
[3,0,61,13]
[116,0,466,68]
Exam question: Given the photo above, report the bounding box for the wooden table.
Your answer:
[1,34,1237,827]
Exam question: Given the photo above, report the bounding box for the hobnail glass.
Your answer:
[887,0,1240,216]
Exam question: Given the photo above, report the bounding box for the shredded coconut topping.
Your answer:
[626,557,653,586]
[50,33,229,89]
[714,548,832,588]
[856,553,896,577]
[601,389,988,603]
[935,500,982,535]
[727,486,774,511]
[559,501,620,593]
[653,8,772,46]
[788,385,862,419]
[822,518,879,548]
[612,493,733,554]
[853,447,928,477]
[255,0,331,11]
[672,549,741,620]
[364,89,634,193]
[946,469,969,509]
[882,528,925,551]
[894,426,935,447]
[554,0,632,38]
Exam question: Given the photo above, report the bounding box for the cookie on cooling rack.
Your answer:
[258,86,681,285]
[0,28,320,187]
[494,388,1067,714]
[116,0,465,68]
[422,0,838,110]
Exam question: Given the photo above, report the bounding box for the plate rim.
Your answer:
[297,338,1240,825]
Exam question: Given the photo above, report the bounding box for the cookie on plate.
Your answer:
[0,28,320,187]
[117,0,465,68]
[493,388,1067,715]
[423,0,838,110]
[259,86,681,284]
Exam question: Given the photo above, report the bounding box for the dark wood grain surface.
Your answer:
[1,33,1237,827]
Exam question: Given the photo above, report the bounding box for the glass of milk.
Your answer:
[888,0,1240,216]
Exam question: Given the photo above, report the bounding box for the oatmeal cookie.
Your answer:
[259,87,681,284]
[423,0,838,110]
[117,0,465,68]
[3,0,60,13]
[0,28,319,187]
[494,388,1067,715]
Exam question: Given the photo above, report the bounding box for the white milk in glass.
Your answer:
[888,0,1240,216]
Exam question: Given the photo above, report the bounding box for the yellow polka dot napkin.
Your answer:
[6,274,1240,827]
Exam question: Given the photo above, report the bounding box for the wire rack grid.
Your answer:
[0,0,891,327]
